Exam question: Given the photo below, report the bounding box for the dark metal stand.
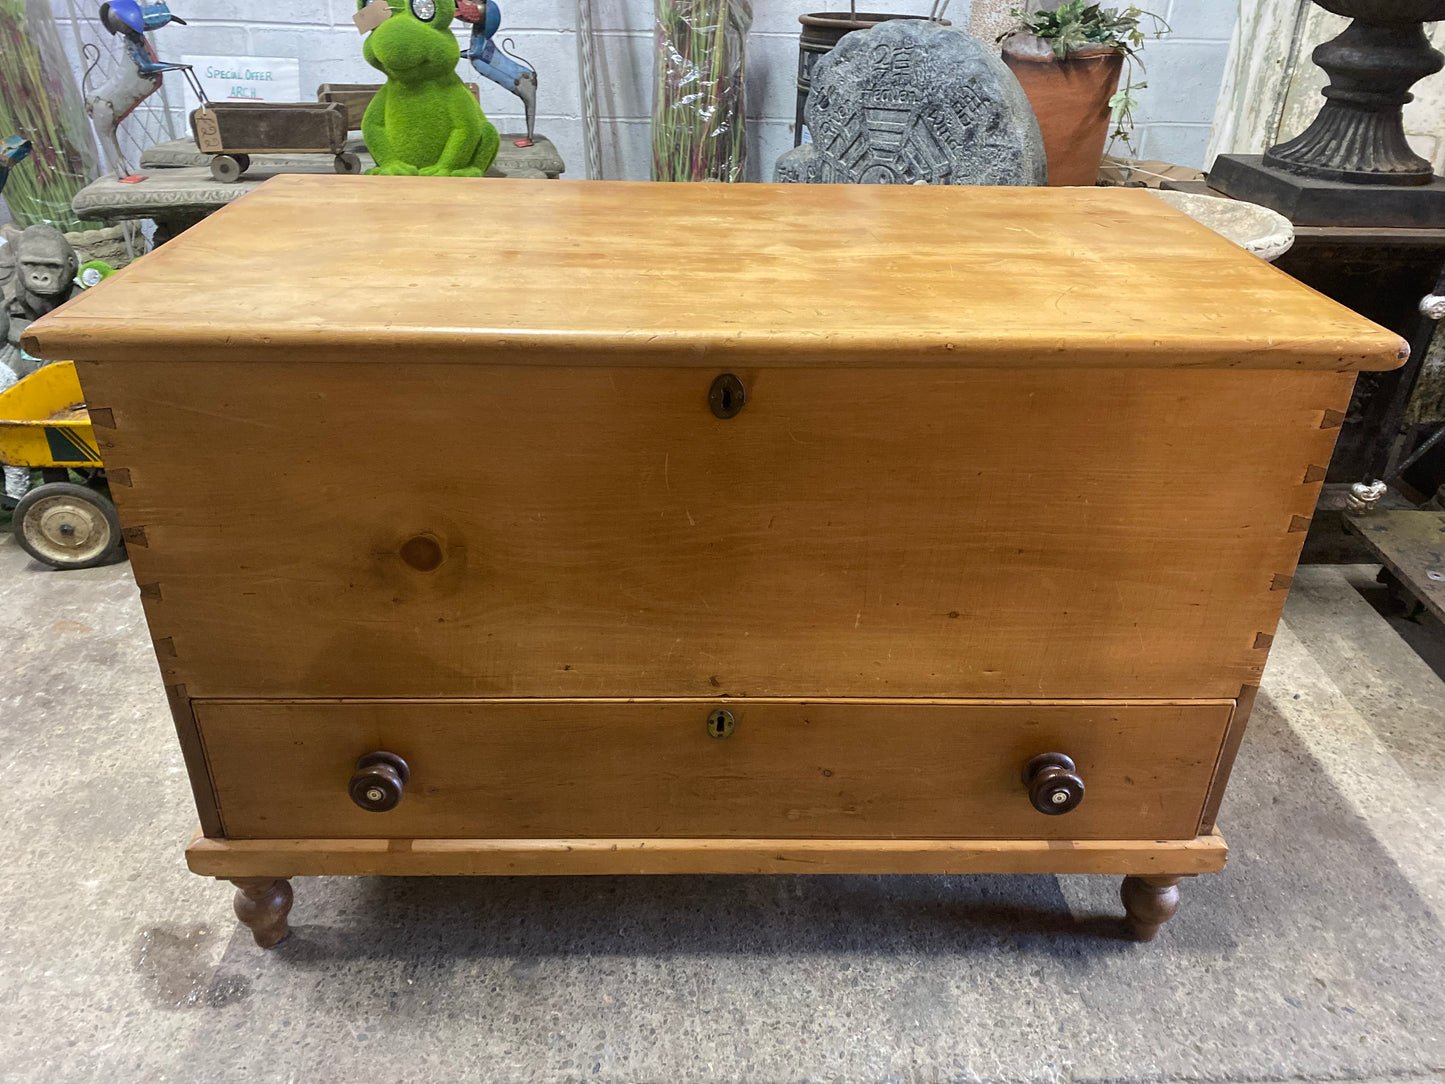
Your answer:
[1268,17,1444,184]
[1211,2,1445,227]
[1208,157,1445,227]
[1268,229,1445,483]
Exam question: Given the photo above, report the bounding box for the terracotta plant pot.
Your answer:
[1002,37,1124,187]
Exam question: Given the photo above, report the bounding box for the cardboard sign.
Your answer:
[354,1,392,33]
[181,56,302,109]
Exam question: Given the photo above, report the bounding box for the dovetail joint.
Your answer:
[1253,632,1274,650]
[1270,574,1293,592]
[1288,515,1312,533]
[121,525,149,547]
[1320,409,1346,430]
[1303,464,1328,484]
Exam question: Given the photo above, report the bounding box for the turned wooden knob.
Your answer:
[1023,752,1084,815]
[349,751,410,812]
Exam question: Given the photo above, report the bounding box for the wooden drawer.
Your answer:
[195,699,1234,841]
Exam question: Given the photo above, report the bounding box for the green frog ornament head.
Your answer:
[356,0,500,176]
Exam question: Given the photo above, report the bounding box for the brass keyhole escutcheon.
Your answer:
[399,533,444,572]
[707,708,735,738]
[709,374,746,419]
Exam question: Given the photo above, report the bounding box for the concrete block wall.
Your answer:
[48,0,1239,181]
[1127,0,1240,166]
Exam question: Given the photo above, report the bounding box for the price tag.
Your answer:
[354,1,392,33]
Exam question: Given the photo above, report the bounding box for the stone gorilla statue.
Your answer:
[13,225,79,314]
[3,225,80,380]
[0,225,81,505]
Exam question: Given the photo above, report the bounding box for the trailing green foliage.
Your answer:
[1004,1,1163,60]
[1003,1,1169,153]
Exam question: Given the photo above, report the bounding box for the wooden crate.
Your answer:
[191,101,350,156]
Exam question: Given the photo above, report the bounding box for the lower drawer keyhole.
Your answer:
[707,709,735,738]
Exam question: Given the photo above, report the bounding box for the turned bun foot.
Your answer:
[1120,874,1183,941]
[230,878,293,948]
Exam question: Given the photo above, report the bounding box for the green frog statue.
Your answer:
[357,0,500,177]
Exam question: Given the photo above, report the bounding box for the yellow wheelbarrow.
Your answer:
[0,361,124,569]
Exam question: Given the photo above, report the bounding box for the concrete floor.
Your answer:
[3,532,1445,1084]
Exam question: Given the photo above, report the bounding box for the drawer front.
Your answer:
[195,699,1234,841]
[89,362,1351,700]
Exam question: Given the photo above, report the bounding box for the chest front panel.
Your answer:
[84,360,1351,702]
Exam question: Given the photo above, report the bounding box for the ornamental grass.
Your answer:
[652,0,752,182]
[0,0,102,230]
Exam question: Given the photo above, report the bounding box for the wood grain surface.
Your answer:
[194,698,1234,841]
[86,361,1351,700]
[185,829,1230,878]
[25,177,1405,371]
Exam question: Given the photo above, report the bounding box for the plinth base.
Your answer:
[1210,154,1445,228]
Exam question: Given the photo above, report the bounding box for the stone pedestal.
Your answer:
[70,134,564,243]
[137,135,565,178]
[65,225,135,269]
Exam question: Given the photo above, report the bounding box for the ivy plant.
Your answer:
[1001,1,1170,152]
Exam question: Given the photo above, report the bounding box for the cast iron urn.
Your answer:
[1265,0,1445,185]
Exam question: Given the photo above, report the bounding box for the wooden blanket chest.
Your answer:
[25,176,1404,945]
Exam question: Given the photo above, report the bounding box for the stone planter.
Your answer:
[65,225,134,269]
[1002,36,1123,187]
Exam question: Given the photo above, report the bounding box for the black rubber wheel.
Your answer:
[13,482,124,570]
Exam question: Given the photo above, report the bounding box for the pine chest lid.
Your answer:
[25,175,1407,372]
